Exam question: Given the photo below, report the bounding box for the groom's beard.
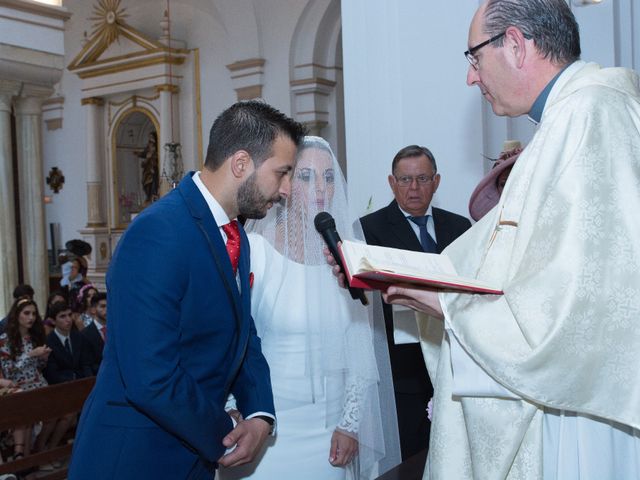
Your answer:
[237,172,281,219]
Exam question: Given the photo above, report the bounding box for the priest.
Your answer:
[383,1,640,478]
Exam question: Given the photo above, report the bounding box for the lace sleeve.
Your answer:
[336,376,366,436]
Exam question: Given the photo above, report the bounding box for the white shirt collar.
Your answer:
[54,328,71,347]
[398,204,433,219]
[192,171,233,227]
[92,318,106,330]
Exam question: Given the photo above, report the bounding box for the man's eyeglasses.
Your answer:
[394,174,437,187]
[464,32,506,70]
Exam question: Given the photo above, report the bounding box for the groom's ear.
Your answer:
[229,150,252,178]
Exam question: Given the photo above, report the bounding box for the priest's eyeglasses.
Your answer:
[394,174,437,187]
[464,31,506,70]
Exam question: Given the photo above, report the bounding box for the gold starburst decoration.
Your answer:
[89,0,128,45]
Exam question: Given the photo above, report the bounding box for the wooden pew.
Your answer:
[0,377,95,479]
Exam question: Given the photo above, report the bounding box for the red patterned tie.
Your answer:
[222,220,241,274]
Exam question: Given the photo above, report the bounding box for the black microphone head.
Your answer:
[314,211,335,232]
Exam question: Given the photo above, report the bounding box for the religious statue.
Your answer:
[136,131,159,204]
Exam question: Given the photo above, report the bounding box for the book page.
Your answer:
[340,240,502,294]
[341,240,456,278]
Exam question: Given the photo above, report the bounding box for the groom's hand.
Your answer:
[218,417,271,467]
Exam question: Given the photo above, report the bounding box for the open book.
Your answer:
[339,240,503,295]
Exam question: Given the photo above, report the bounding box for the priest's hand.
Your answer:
[329,430,358,467]
[218,417,271,467]
[383,285,444,320]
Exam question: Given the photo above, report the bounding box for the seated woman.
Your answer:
[0,297,51,460]
[73,284,98,331]
[220,137,400,479]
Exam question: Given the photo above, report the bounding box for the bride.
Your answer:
[219,136,400,479]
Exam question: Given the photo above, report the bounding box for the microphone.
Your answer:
[314,212,368,306]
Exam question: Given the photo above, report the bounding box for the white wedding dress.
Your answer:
[219,234,358,480]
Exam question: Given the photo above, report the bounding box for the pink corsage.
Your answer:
[249,272,254,289]
[427,397,433,421]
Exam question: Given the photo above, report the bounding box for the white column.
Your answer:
[157,85,177,196]
[15,94,48,310]
[82,97,106,226]
[0,86,19,314]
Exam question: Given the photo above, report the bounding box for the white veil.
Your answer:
[245,136,401,478]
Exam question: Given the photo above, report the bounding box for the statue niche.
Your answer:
[136,131,159,204]
[114,110,159,225]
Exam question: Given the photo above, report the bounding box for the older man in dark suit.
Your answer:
[360,145,471,461]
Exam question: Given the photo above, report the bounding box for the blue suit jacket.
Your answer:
[69,173,274,480]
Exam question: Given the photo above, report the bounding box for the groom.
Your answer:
[69,101,306,479]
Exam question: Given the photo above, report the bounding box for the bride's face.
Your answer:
[291,148,335,215]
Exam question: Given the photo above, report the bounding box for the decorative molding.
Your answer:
[68,0,156,69]
[17,83,53,101]
[155,83,179,94]
[0,45,64,86]
[0,12,64,31]
[0,94,12,112]
[235,85,262,101]
[43,95,64,130]
[72,46,189,71]
[99,241,108,260]
[290,77,336,88]
[0,0,71,21]
[108,93,158,107]
[226,57,265,103]
[67,0,188,78]
[81,96,104,106]
[226,58,265,72]
[295,62,343,71]
[302,120,328,136]
[45,118,62,130]
[42,96,64,106]
[107,97,159,128]
[290,76,336,130]
[81,74,183,93]
[73,52,187,79]
[0,79,21,97]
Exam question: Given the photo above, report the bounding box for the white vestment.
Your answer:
[419,61,640,479]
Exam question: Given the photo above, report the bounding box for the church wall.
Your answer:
[342,0,640,220]
[40,0,638,254]
[342,0,483,219]
[43,0,317,249]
